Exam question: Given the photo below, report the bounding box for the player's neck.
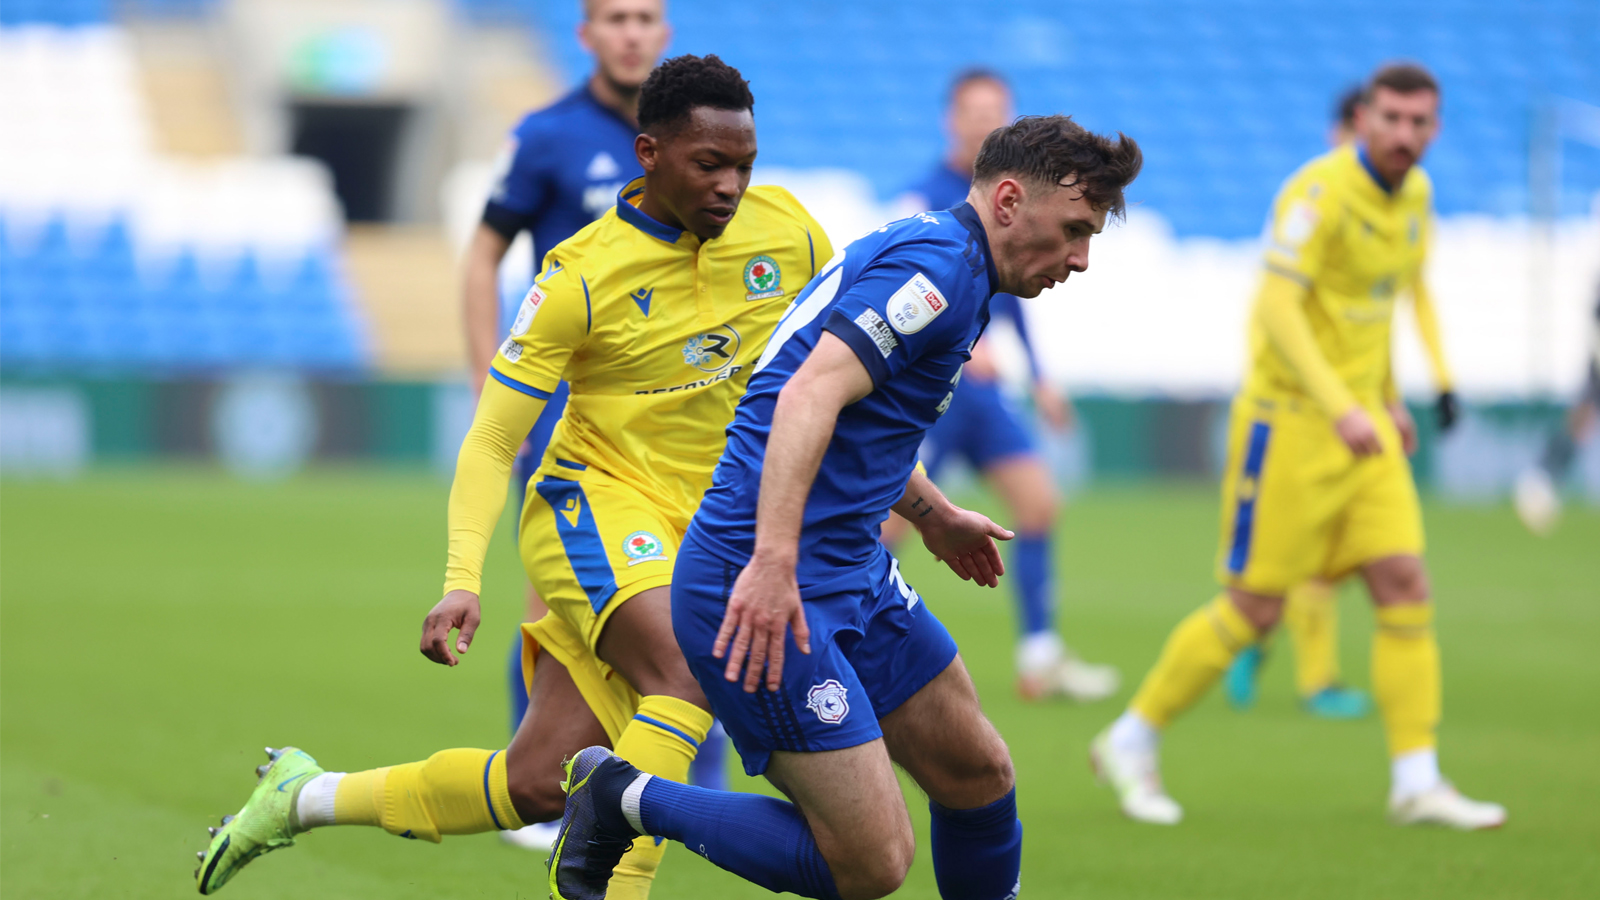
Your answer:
[634,188,688,236]
[589,71,641,127]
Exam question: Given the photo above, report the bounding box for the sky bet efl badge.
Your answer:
[744,255,783,300]
[622,530,668,565]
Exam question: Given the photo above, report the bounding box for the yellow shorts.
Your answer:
[516,466,686,739]
[1215,393,1424,594]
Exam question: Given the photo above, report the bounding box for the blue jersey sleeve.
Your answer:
[482,122,553,238]
[821,255,973,387]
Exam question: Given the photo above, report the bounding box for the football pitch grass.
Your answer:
[3,470,1597,899]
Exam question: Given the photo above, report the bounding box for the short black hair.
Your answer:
[973,115,1142,218]
[947,66,1009,105]
[1364,62,1441,104]
[637,54,754,134]
[1334,84,1363,127]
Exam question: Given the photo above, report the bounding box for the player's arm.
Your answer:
[891,466,1013,583]
[994,292,1073,431]
[1412,277,1459,432]
[463,224,514,395]
[1255,272,1380,455]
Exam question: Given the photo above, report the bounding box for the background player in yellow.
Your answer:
[194,55,831,897]
[1225,84,1461,720]
[1091,63,1506,830]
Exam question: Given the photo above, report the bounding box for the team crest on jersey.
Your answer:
[744,255,783,300]
[886,272,947,334]
[806,679,850,724]
[622,531,668,565]
[682,326,741,373]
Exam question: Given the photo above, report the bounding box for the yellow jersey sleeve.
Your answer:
[1410,277,1453,392]
[489,258,590,396]
[1262,170,1341,288]
[442,377,546,594]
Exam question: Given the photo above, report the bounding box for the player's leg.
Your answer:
[1283,578,1370,718]
[880,655,1022,899]
[193,651,601,894]
[1516,359,1599,533]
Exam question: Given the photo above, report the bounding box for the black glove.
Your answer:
[1435,391,1459,433]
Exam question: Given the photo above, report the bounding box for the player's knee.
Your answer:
[833,832,914,900]
[1229,589,1284,632]
[506,765,565,824]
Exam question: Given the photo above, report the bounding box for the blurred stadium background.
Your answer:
[2,2,1598,899]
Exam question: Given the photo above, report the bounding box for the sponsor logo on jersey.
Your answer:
[806,679,850,724]
[635,365,744,395]
[586,151,621,180]
[744,255,784,300]
[854,308,899,357]
[682,326,741,373]
[630,287,654,317]
[886,272,948,334]
[511,286,546,336]
[1276,200,1319,250]
[621,530,668,565]
[499,337,523,363]
[559,496,581,528]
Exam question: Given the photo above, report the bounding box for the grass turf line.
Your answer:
[2,471,1597,898]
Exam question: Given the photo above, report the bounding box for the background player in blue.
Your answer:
[549,116,1141,900]
[893,68,1120,703]
[457,0,729,847]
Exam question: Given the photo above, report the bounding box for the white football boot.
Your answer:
[1390,783,1507,830]
[500,820,561,851]
[1090,727,1183,825]
[1016,634,1121,702]
[1513,468,1561,536]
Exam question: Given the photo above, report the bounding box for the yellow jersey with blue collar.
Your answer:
[1247,142,1432,405]
[489,176,832,525]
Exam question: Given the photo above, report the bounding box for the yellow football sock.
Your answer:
[1372,603,1440,757]
[1285,579,1340,697]
[605,695,714,899]
[331,748,523,842]
[1131,594,1259,728]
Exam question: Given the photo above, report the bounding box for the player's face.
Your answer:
[990,179,1106,299]
[638,107,757,240]
[580,0,670,90]
[1356,87,1439,185]
[948,80,1012,170]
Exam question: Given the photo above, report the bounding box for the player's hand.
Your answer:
[1435,390,1459,434]
[714,554,812,693]
[1389,401,1418,456]
[420,589,482,667]
[1033,381,1074,432]
[918,506,1014,588]
[1334,407,1383,457]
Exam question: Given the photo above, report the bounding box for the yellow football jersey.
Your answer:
[1245,143,1433,405]
[489,176,832,524]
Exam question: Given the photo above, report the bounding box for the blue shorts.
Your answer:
[921,375,1036,478]
[513,381,571,509]
[672,527,959,776]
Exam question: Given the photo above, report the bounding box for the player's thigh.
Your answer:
[764,740,914,898]
[594,584,706,706]
[1327,439,1425,581]
[1216,398,1345,594]
[505,647,610,823]
[879,654,1014,810]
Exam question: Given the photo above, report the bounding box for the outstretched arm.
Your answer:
[715,333,874,693]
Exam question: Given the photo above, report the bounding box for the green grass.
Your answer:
[3,470,1597,899]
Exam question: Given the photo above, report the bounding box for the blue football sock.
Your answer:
[688,720,730,792]
[1013,532,1054,636]
[930,789,1023,899]
[507,633,529,737]
[639,776,839,900]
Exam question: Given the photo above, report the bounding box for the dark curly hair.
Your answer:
[973,115,1142,219]
[637,54,754,134]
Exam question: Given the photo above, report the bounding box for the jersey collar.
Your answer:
[1354,143,1396,196]
[951,202,1000,297]
[616,177,684,244]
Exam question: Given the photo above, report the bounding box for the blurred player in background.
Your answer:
[195,55,829,898]
[1094,63,1506,830]
[1225,84,1461,720]
[890,67,1119,703]
[548,116,1140,900]
[1514,284,1600,534]
[460,0,729,850]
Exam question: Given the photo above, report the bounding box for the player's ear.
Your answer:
[991,178,1024,226]
[635,133,659,173]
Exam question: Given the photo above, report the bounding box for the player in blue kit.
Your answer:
[547,116,1141,900]
[892,68,1119,702]
[458,0,725,849]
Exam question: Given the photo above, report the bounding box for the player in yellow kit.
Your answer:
[1225,85,1462,719]
[194,55,831,897]
[1091,63,1506,830]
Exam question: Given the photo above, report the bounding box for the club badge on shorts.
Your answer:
[744,255,783,301]
[806,679,850,724]
[622,531,668,566]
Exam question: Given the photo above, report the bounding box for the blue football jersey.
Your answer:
[689,203,999,582]
[482,84,641,277]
